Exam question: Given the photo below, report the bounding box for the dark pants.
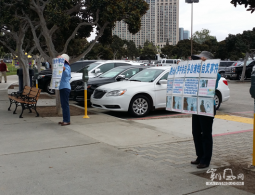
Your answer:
[60,88,71,123]
[192,106,216,165]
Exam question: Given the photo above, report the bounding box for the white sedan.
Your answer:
[91,67,230,117]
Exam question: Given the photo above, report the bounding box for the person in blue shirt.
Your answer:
[58,54,71,126]
[190,51,221,169]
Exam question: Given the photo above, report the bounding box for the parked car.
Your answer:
[69,60,144,84]
[3,59,12,63]
[225,60,255,80]
[70,65,147,102]
[218,61,237,77]
[91,67,230,117]
[159,59,182,66]
[33,60,97,94]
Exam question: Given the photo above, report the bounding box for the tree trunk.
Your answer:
[240,52,249,82]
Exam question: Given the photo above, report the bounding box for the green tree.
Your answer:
[192,29,216,44]
[231,0,255,13]
[110,35,124,59]
[140,41,157,60]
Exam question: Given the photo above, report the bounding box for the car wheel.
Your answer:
[45,81,55,95]
[129,95,151,117]
[214,91,221,110]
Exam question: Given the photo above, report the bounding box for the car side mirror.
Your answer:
[158,79,167,85]
[95,68,101,74]
[116,75,126,81]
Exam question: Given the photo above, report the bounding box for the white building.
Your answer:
[112,0,179,48]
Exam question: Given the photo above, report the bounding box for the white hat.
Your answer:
[60,54,70,64]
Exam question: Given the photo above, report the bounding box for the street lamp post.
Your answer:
[185,0,199,57]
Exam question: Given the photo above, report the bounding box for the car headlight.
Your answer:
[106,89,127,97]
[37,75,45,79]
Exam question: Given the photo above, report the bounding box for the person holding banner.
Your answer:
[190,51,221,169]
[58,54,71,126]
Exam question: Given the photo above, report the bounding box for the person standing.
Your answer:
[0,59,7,83]
[45,61,50,69]
[58,54,71,126]
[190,51,221,169]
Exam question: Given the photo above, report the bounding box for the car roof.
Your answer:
[147,66,171,70]
[112,65,147,69]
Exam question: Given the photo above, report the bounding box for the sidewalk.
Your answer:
[0,89,253,195]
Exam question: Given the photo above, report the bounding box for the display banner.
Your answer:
[166,96,172,111]
[173,78,184,95]
[168,64,178,79]
[183,96,198,114]
[197,97,214,117]
[183,78,199,96]
[200,59,220,78]
[175,61,188,78]
[166,59,220,117]
[186,60,202,78]
[172,96,183,112]
[51,58,65,89]
[166,79,174,95]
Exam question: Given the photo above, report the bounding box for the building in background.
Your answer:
[113,0,179,48]
[179,27,184,41]
[179,28,190,41]
[183,30,190,40]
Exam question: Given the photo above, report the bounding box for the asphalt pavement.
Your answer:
[0,75,253,195]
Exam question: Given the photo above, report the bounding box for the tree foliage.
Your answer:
[231,0,255,13]
[192,29,216,44]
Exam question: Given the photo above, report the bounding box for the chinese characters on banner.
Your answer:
[50,58,65,89]
[166,59,220,117]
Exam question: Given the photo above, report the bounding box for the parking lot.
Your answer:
[76,79,254,120]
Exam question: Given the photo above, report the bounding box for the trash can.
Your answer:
[17,69,34,92]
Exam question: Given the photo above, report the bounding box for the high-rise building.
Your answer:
[183,30,190,40]
[112,0,179,48]
[179,27,184,41]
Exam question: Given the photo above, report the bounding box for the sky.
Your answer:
[180,0,255,42]
[88,0,255,42]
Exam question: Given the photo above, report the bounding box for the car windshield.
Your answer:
[99,67,124,78]
[240,61,252,66]
[77,62,101,73]
[129,69,164,82]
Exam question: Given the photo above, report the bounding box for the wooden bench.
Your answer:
[8,86,31,111]
[8,86,41,118]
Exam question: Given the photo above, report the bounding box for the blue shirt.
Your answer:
[214,73,221,105]
[59,63,71,90]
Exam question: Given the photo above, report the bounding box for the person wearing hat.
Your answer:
[190,51,221,169]
[58,54,71,126]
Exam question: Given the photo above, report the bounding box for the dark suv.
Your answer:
[218,61,236,77]
[33,60,96,94]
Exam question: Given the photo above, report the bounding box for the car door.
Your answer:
[247,61,255,77]
[154,72,169,108]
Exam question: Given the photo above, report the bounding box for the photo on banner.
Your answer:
[183,96,197,114]
[166,96,172,111]
[197,97,214,117]
[172,96,183,112]
[198,78,216,97]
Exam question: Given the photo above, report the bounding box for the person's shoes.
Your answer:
[58,122,63,125]
[61,122,70,126]
[197,164,209,169]
[5,81,6,83]
[191,160,200,165]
